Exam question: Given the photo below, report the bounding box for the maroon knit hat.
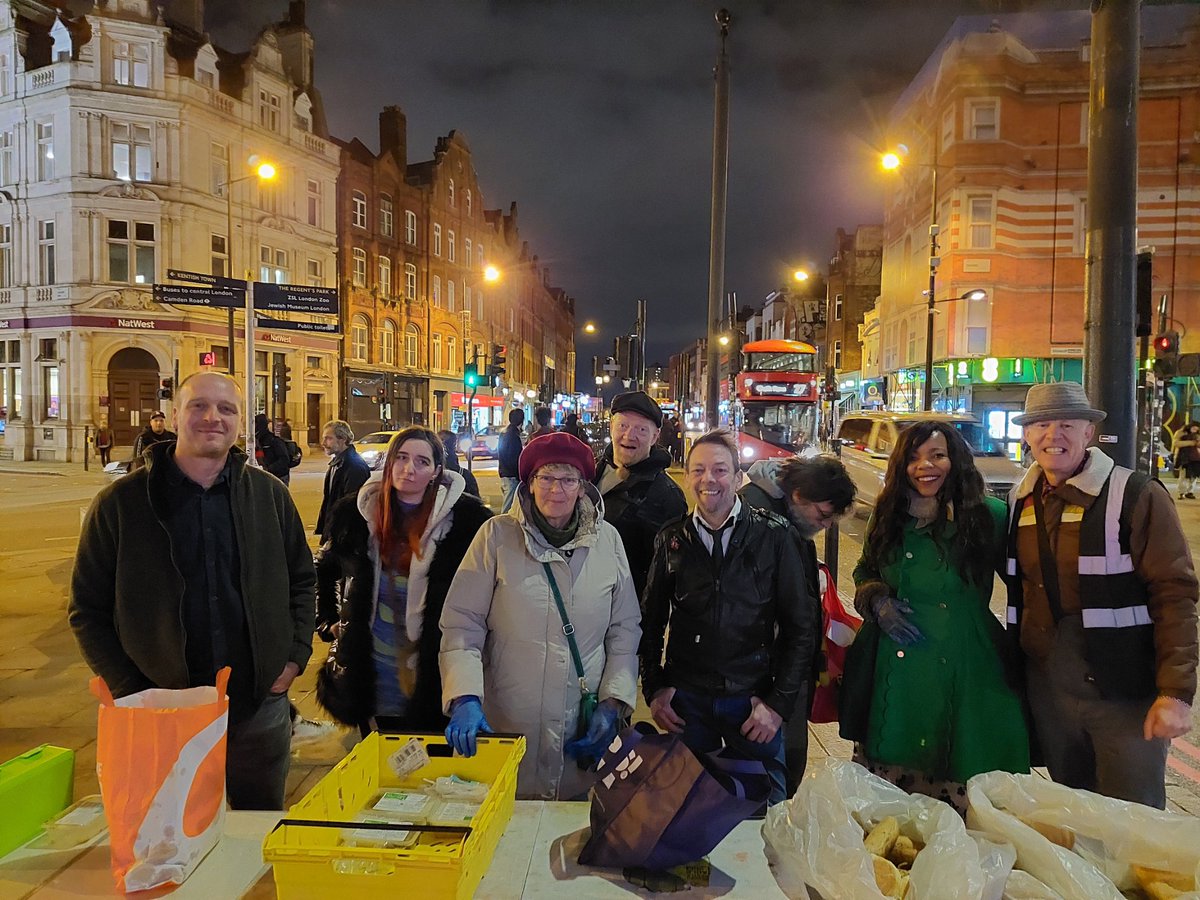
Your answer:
[519,432,596,483]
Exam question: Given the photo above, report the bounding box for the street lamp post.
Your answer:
[923,165,940,411]
[220,161,276,378]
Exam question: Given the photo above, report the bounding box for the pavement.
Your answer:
[0,451,1198,816]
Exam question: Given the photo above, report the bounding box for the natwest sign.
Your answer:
[115,318,156,329]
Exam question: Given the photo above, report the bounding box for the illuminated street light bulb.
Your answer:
[595,376,603,386]
[256,162,277,180]
[793,269,809,282]
[651,381,659,389]
[484,265,500,282]
[880,152,901,171]
[963,289,988,302]
[583,322,596,334]
[525,389,536,399]
[718,335,730,346]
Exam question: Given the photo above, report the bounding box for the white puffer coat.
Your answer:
[438,482,641,800]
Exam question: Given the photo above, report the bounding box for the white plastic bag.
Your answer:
[966,771,1200,899]
[763,759,1014,899]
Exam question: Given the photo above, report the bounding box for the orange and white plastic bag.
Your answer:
[90,667,229,893]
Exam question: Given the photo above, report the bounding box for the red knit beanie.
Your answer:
[518,432,596,483]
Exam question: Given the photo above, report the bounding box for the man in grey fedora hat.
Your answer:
[1003,381,1197,807]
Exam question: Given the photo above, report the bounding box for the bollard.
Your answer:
[83,425,90,472]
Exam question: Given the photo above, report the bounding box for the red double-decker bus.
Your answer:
[729,339,820,463]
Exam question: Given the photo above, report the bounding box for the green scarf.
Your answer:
[531,502,580,547]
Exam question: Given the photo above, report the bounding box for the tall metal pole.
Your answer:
[1084,0,1140,467]
[636,298,647,391]
[704,9,732,429]
[922,165,940,411]
[244,282,256,465]
[226,184,236,377]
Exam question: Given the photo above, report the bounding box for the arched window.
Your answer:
[404,324,419,368]
[381,319,396,366]
[351,315,370,361]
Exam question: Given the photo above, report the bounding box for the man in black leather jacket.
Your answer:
[640,429,819,805]
[593,391,687,597]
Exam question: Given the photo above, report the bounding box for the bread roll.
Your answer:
[863,815,900,857]
[889,834,919,868]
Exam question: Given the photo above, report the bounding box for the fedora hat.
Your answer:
[1012,381,1106,426]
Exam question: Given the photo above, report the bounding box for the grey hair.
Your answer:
[323,420,354,443]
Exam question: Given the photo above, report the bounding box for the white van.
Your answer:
[835,412,1023,509]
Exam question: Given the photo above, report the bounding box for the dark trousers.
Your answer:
[670,687,787,805]
[783,679,813,798]
[1026,616,1167,809]
[98,446,111,465]
[226,691,292,810]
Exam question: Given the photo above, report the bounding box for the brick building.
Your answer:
[877,6,1200,455]
[824,225,882,410]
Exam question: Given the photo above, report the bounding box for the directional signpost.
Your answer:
[152,283,243,308]
[255,317,340,334]
[253,282,338,315]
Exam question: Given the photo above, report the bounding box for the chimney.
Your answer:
[275,1,314,89]
[163,0,204,35]
[379,106,407,166]
[288,1,306,27]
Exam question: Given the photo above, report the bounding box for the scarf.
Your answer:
[531,502,581,548]
[907,491,953,530]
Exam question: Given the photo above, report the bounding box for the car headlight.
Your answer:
[741,446,755,459]
[361,449,381,469]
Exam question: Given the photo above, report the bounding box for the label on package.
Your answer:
[373,790,429,816]
[387,738,431,778]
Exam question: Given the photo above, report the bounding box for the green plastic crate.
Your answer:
[0,744,75,857]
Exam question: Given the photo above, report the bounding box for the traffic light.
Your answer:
[487,343,506,386]
[463,361,480,389]
[1153,331,1180,378]
[158,377,173,401]
[272,360,292,402]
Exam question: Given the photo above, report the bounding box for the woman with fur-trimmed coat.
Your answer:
[314,426,491,733]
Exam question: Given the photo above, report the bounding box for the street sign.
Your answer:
[255,316,340,334]
[167,268,247,290]
[152,283,243,308]
[253,282,338,315]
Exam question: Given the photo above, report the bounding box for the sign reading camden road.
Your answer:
[152,283,243,308]
[256,316,340,335]
[253,282,338,315]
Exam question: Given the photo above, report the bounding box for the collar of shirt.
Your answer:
[692,496,741,554]
[164,446,233,491]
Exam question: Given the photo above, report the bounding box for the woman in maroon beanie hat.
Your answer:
[438,432,641,800]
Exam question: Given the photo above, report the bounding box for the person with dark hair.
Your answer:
[530,406,554,439]
[313,426,491,735]
[440,433,640,800]
[640,429,819,805]
[437,429,479,498]
[497,408,525,513]
[130,411,175,471]
[1173,421,1200,499]
[316,420,370,539]
[740,454,856,793]
[844,420,1029,813]
[559,412,585,441]
[254,413,292,485]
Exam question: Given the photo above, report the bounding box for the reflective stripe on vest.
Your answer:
[1006,606,1017,624]
[1081,605,1151,628]
[1077,466,1134,577]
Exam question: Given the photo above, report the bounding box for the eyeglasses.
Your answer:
[533,473,581,491]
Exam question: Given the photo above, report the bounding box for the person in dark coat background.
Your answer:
[254,413,292,485]
[592,391,687,598]
[497,408,525,513]
[316,420,371,539]
[439,429,480,498]
[130,411,176,471]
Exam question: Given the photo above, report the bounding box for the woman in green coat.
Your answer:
[845,421,1029,812]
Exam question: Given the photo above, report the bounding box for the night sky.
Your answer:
[205,0,1088,370]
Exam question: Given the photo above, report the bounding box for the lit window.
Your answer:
[352,191,367,228]
[259,245,289,284]
[36,121,53,181]
[405,324,419,368]
[112,122,152,182]
[352,248,367,287]
[112,40,150,88]
[351,315,369,361]
[381,319,396,366]
[380,194,393,237]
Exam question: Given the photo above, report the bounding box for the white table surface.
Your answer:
[0,803,786,899]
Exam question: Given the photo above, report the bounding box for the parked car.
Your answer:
[834,412,1023,508]
[466,426,504,460]
[356,430,400,470]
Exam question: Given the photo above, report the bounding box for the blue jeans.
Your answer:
[226,690,292,810]
[500,477,520,513]
[670,687,787,805]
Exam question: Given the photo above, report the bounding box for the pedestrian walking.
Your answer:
[592,391,687,598]
[497,408,525,513]
[94,420,113,466]
[1005,382,1197,808]
[440,432,640,800]
[279,418,294,442]
[255,413,292,485]
[1173,422,1200,498]
[640,429,819,805]
[740,454,856,794]
[129,411,175,470]
[315,426,491,734]
[69,372,316,810]
[844,420,1029,814]
[529,406,554,439]
[315,420,371,539]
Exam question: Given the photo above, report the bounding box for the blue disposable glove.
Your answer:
[871,595,924,646]
[564,699,622,760]
[445,696,491,757]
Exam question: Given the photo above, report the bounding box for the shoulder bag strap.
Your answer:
[541,561,590,694]
[1030,486,1065,624]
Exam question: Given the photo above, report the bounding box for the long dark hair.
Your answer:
[376,425,444,571]
[862,421,995,587]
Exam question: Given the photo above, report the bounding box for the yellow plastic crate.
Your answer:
[263,732,525,899]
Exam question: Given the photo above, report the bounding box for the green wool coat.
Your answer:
[849,496,1030,782]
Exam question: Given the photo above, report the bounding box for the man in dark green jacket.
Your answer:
[69,372,316,810]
